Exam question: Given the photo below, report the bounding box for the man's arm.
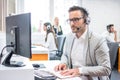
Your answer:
[80,37,111,76]
[114,30,117,42]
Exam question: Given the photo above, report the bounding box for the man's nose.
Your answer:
[70,21,75,26]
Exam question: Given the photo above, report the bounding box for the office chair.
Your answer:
[107,42,119,79]
[49,35,66,60]
[56,35,66,57]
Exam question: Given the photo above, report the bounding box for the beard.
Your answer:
[71,26,81,33]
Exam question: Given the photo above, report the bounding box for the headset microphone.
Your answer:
[76,26,81,31]
[77,27,80,31]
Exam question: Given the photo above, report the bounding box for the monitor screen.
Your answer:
[2,13,31,67]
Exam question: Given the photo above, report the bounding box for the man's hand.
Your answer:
[113,30,117,34]
[113,30,117,41]
[54,63,67,71]
[60,68,80,77]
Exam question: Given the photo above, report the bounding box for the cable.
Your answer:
[0,45,14,64]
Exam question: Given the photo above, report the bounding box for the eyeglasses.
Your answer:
[67,17,84,23]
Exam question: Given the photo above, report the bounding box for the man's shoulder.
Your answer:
[90,31,105,42]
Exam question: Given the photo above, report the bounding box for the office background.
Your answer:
[0,0,120,40]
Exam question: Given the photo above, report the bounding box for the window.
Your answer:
[24,0,50,32]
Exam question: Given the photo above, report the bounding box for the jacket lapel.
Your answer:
[68,35,75,68]
[84,31,92,66]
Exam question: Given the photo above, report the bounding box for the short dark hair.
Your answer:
[68,6,89,18]
[107,24,114,30]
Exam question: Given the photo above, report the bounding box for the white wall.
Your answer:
[82,0,120,40]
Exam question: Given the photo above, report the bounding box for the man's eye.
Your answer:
[72,18,79,21]
[74,18,79,21]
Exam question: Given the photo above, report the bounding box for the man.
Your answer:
[103,24,117,42]
[54,6,111,80]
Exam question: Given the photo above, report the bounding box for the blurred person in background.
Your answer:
[42,22,58,51]
[102,24,118,42]
[52,17,63,35]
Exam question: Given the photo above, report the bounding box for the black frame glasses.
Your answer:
[67,17,84,23]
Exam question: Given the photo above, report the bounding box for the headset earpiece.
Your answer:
[86,17,90,25]
[47,25,51,30]
[45,22,51,31]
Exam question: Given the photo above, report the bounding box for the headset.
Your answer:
[76,6,90,25]
[82,9,90,25]
[44,22,52,31]
[85,17,90,25]
[76,8,91,31]
[47,25,51,30]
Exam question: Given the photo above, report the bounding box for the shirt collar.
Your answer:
[72,29,88,40]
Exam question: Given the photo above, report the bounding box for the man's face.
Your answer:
[68,10,85,33]
[110,26,115,32]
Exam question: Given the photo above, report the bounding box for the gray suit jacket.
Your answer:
[61,30,111,80]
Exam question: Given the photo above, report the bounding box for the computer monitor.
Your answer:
[2,13,31,67]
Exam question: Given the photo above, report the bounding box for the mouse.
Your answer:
[32,64,40,68]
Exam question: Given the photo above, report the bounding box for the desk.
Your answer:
[31,46,49,60]
[0,55,34,80]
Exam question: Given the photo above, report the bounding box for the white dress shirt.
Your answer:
[71,29,88,80]
[102,31,115,42]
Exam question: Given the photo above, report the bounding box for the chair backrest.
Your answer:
[56,35,66,57]
[107,42,119,69]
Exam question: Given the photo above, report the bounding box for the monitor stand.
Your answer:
[2,51,25,67]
